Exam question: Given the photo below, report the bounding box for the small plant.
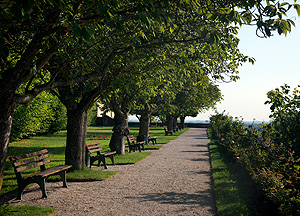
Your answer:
[89,134,107,140]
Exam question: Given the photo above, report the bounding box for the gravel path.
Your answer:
[8,128,216,215]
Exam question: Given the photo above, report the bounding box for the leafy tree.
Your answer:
[265,84,300,156]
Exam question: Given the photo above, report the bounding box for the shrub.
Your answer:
[210,110,300,215]
[11,91,67,140]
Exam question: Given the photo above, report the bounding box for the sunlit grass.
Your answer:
[208,128,258,216]
[0,204,55,216]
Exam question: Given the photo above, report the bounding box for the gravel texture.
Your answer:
[8,128,216,215]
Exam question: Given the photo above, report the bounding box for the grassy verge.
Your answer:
[1,125,188,215]
[0,203,55,216]
[207,128,258,216]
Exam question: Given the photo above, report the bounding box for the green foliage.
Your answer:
[11,91,67,140]
[87,103,98,126]
[210,110,300,215]
[265,84,300,156]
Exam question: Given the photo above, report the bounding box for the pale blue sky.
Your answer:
[192,16,300,122]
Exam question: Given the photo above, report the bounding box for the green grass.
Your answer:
[49,168,118,182]
[0,204,55,216]
[207,128,258,216]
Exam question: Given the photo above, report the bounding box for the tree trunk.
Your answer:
[0,95,15,190]
[180,116,185,125]
[180,116,186,128]
[109,109,129,154]
[173,116,178,131]
[65,109,88,170]
[166,115,174,131]
[139,111,151,144]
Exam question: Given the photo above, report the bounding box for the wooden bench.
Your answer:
[164,128,173,136]
[9,149,72,200]
[86,142,116,169]
[127,135,145,153]
[148,136,158,144]
[173,126,179,133]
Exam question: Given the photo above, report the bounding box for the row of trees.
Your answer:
[1,0,299,190]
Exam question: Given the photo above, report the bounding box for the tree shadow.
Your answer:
[181,150,208,153]
[192,144,209,148]
[187,170,212,176]
[125,190,216,214]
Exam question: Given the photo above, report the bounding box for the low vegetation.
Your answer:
[0,203,55,216]
[210,109,300,215]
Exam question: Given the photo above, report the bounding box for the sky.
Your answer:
[190,14,300,122]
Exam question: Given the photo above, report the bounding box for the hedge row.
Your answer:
[210,113,300,216]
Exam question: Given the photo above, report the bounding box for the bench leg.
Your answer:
[103,158,108,169]
[17,182,27,200]
[98,156,108,169]
[58,171,69,188]
[109,155,116,166]
[36,178,48,199]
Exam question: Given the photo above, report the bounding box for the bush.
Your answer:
[11,91,67,140]
[87,103,98,126]
[210,110,300,215]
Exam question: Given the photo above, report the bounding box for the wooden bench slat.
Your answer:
[89,148,103,153]
[101,151,117,157]
[16,158,51,173]
[86,142,101,146]
[10,149,48,161]
[13,154,49,167]
[32,165,72,178]
[87,145,102,150]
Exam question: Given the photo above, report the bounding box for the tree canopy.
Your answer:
[1,0,299,189]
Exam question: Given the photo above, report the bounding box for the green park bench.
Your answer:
[86,142,116,169]
[164,127,173,136]
[127,135,145,152]
[10,149,72,200]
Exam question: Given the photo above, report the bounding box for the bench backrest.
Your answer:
[127,135,135,144]
[9,149,50,176]
[86,142,103,154]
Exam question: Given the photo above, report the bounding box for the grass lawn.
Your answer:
[0,204,56,216]
[1,125,188,215]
